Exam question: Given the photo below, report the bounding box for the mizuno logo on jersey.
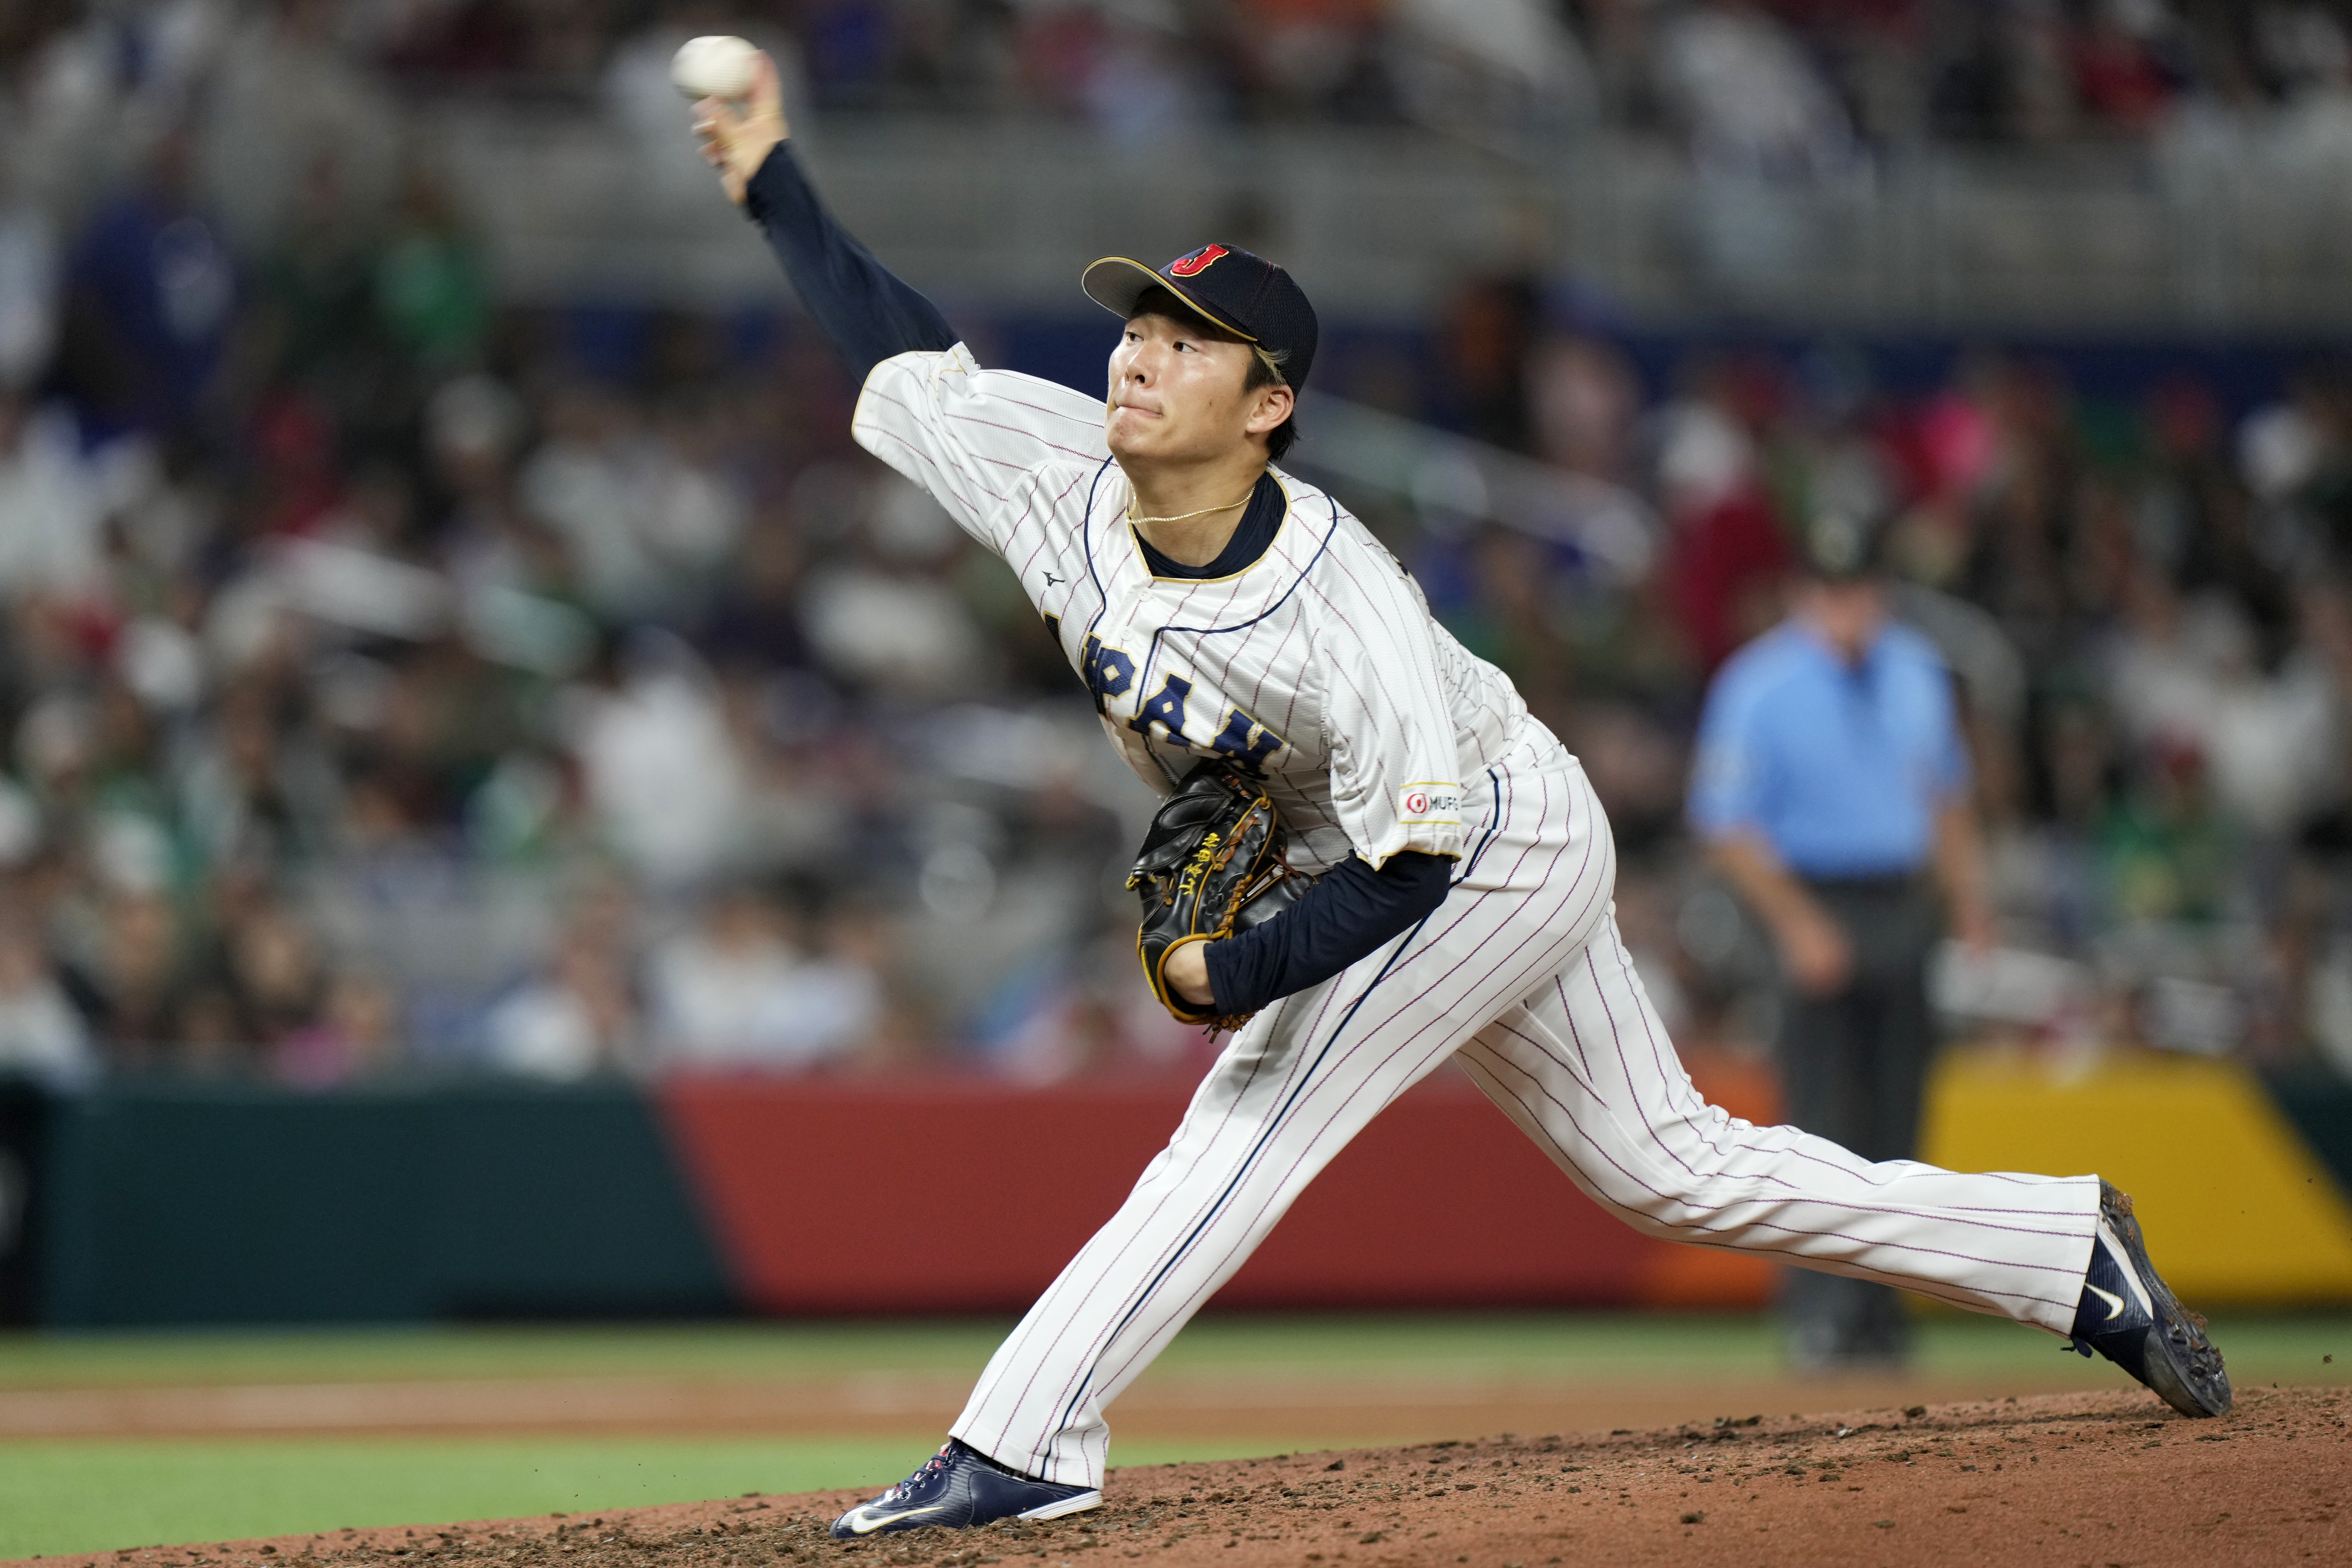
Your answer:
[1169,244,1228,277]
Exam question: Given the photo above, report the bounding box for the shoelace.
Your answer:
[882,1447,953,1502]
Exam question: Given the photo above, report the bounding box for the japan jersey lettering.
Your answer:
[852,343,1526,870]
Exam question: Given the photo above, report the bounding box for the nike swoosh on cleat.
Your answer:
[843,1505,945,1535]
[2087,1284,2126,1322]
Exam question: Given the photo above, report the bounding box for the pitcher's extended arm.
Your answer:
[695,56,956,379]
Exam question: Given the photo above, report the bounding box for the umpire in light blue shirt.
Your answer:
[1688,508,1995,1371]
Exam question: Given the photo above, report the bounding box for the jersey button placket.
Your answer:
[1098,530,1164,730]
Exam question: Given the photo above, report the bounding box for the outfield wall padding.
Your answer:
[24,1053,2352,1326]
[2267,1068,2352,1200]
[1920,1054,2352,1307]
[38,1082,734,1326]
[0,1083,49,1327]
[654,1056,1781,1317]
[27,1058,1779,1326]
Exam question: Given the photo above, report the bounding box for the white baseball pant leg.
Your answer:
[952,731,2100,1487]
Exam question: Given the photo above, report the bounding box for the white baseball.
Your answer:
[671,35,760,101]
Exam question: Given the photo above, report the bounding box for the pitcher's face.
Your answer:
[1106,310,1289,467]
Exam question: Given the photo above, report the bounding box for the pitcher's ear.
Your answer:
[1247,382,1295,434]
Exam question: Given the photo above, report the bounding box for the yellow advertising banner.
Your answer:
[1922,1052,2352,1306]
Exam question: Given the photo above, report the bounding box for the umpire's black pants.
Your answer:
[1777,872,1941,1367]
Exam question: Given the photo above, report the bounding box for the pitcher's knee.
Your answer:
[1578,1156,1771,1246]
[1572,1171,1705,1241]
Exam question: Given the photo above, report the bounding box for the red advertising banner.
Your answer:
[658,1055,1780,1314]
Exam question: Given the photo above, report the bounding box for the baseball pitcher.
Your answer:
[690,55,2229,1542]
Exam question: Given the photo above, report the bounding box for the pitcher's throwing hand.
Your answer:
[691,49,787,207]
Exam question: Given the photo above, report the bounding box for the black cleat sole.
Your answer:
[2100,1181,2231,1418]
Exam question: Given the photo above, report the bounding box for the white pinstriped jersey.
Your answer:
[852,344,1528,872]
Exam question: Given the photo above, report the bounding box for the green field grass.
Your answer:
[0,1435,1303,1561]
[2,1312,2345,1559]
[14,1309,2345,1389]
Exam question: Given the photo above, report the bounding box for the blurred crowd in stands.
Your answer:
[7,0,2352,1090]
[14,2,2352,151]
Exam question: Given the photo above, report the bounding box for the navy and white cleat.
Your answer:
[2064,1180,2230,1418]
[830,1439,1102,1539]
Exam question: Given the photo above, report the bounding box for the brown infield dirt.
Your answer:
[14,1387,2346,1568]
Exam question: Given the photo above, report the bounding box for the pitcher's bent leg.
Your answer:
[946,983,1462,1487]
[1454,910,2099,1334]
[952,741,1617,1488]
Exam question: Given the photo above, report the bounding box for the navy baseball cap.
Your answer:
[1082,244,1318,395]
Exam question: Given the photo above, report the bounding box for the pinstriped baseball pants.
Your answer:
[951,727,2101,1488]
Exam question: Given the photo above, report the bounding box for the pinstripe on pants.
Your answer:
[950,727,2101,1487]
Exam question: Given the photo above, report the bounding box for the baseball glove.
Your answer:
[1128,762,1306,1031]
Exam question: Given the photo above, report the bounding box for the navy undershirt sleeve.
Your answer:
[742,142,957,381]
[1204,851,1453,1018]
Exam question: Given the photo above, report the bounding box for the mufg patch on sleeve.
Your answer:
[1398,784,1462,821]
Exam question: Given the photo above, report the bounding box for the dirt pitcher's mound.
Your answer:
[19,1387,2347,1568]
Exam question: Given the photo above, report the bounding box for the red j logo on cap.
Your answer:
[1169,245,1229,278]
